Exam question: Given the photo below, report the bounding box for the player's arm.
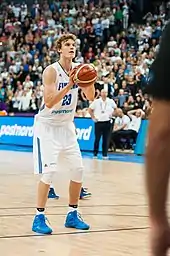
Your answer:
[43,66,74,108]
[81,83,95,101]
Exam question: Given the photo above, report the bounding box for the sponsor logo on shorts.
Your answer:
[50,163,56,166]
[44,163,56,167]
[0,124,33,137]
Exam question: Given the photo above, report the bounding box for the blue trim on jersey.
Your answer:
[37,138,42,174]
[57,61,69,77]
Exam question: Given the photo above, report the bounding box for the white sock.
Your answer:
[68,206,78,213]
[36,209,45,215]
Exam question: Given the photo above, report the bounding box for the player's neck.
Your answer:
[101,97,107,101]
[58,57,72,73]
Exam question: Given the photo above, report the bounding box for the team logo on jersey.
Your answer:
[58,82,67,90]
[51,109,73,115]
[58,82,78,91]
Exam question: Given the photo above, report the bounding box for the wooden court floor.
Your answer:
[0,150,150,256]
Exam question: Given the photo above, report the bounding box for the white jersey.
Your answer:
[35,61,79,125]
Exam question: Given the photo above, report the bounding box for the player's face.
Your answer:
[60,39,76,59]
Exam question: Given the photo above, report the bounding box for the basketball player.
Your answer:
[32,34,95,234]
[146,22,170,255]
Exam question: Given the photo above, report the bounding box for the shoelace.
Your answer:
[77,212,84,222]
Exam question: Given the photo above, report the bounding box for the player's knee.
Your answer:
[71,168,84,183]
[41,172,55,185]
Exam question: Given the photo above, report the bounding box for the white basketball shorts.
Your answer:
[33,120,84,175]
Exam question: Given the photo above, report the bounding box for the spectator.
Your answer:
[111,108,130,151]
[19,89,31,112]
[117,89,127,107]
[0,80,5,102]
[89,89,117,158]
[122,108,145,148]
[0,0,164,124]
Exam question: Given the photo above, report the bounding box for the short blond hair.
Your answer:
[55,34,77,51]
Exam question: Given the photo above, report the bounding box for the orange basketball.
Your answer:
[73,64,97,88]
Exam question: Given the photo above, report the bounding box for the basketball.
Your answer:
[73,64,97,88]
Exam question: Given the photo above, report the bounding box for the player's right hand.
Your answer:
[68,68,77,87]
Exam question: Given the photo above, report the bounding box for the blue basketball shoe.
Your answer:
[48,187,60,199]
[32,214,53,234]
[80,187,92,199]
[65,210,90,230]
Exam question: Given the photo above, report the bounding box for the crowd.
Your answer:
[0,0,168,119]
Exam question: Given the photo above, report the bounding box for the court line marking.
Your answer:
[0,213,148,218]
[0,204,148,210]
[0,226,149,240]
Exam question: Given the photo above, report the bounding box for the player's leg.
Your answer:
[66,167,90,229]
[32,136,52,234]
[64,139,90,229]
[69,179,82,205]
[32,125,59,234]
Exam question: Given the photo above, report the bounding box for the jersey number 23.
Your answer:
[62,94,72,106]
